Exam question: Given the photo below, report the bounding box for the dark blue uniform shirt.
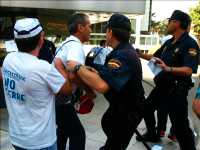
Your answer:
[153,32,199,87]
[94,42,144,112]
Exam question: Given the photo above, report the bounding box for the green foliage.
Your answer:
[151,20,168,35]
[190,1,200,36]
[150,12,168,35]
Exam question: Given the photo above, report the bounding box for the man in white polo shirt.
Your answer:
[2,18,73,150]
[54,13,93,150]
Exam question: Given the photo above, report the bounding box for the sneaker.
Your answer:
[158,130,165,137]
[136,132,160,142]
[168,134,177,142]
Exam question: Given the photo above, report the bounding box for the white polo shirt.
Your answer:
[2,52,65,149]
[55,35,85,66]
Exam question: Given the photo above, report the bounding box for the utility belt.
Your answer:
[154,78,193,98]
[154,72,193,89]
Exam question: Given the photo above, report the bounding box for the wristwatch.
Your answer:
[74,64,83,73]
[166,66,173,72]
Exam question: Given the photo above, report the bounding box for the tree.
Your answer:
[190,0,200,40]
[150,13,168,35]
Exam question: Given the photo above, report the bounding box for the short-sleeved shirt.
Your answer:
[54,35,85,105]
[90,47,111,65]
[55,35,85,66]
[153,32,199,86]
[93,42,145,112]
[2,52,65,149]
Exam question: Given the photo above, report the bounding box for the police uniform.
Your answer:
[93,14,145,150]
[142,11,199,150]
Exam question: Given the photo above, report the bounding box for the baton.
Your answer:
[135,129,151,150]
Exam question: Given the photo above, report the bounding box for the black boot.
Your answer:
[136,131,160,142]
[99,145,107,150]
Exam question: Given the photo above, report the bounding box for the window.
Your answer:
[140,37,145,45]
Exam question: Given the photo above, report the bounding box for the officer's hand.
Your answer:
[152,57,162,64]
[154,58,170,72]
[67,72,77,81]
[85,90,97,99]
[66,72,82,85]
[66,60,80,71]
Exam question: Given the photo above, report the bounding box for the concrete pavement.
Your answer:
[0,94,180,150]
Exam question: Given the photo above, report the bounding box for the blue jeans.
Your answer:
[13,142,57,150]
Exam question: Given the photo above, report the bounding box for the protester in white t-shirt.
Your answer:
[2,18,72,150]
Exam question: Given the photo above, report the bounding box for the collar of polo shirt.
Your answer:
[14,18,43,39]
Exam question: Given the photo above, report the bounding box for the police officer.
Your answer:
[136,10,199,150]
[67,13,145,150]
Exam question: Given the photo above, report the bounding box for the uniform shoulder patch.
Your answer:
[163,46,167,53]
[174,48,179,53]
[188,48,197,56]
[107,59,122,69]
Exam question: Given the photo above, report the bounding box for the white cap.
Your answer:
[14,18,43,39]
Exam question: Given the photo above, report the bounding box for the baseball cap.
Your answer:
[168,10,191,24]
[14,18,43,39]
[106,13,131,32]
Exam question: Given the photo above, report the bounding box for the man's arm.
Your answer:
[155,57,193,76]
[136,48,153,60]
[59,80,73,96]
[67,62,110,93]
[53,58,74,95]
[54,58,68,78]
[167,67,192,76]
[77,66,110,93]
[54,57,96,98]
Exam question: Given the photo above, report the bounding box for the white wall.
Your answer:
[0,0,146,14]
[141,0,151,31]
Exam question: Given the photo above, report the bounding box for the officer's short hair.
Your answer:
[169,10,191,30]
[14,18,43,52]
[111,28,130,43]
[106,14,131,42]
[180,17,191,30]
[68,13,89,34]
